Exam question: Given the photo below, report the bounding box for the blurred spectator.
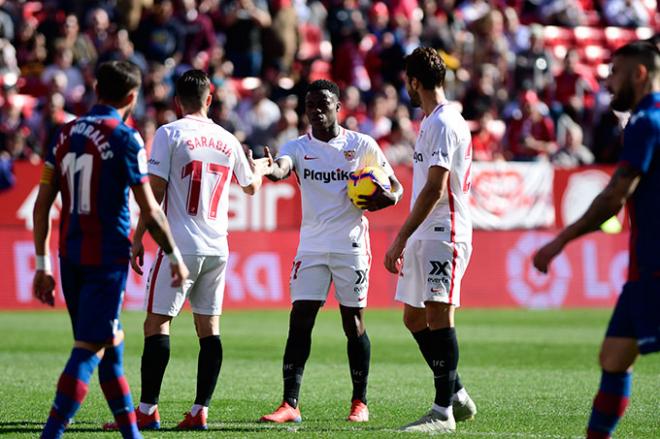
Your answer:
[98,29,148,74]
[27,92,75,155]
[551,49,597,112]
[262,0,299,74]
[133,0,184,64]
[41,42,85,104]
[178,0,217,66]
[380,116,416,166]
[0,151,13,190]
[471,112,505,161]
[273,103,300,151]
[602,0,651,27]
[85,7,114,56]
[210,100,246,142]
[0,126,39,164]
[0,0,14,42]
[505,90,557,161]
[514,24,553,92]
[222,0,272,77]
[338,84,367,125]
[462,63,498,121]
[60,14,97,68]
[237,83,281,155]
[360,93,392,141]
[552,112,594,167]
[503,7,530,54]
[538,0,586,26]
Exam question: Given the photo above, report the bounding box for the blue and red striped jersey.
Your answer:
[620,92,660,280]
[45,105,148,266]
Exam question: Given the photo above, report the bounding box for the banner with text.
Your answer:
[0,229,627,310]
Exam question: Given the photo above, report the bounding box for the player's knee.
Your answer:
[598,349,634,372]
[143,313,171,337]
[402,312,426,332]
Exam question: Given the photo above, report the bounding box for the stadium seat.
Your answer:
[573,26,605,47]
[604,27,637,50]
[543,26,574,47]
[581,45,610,66]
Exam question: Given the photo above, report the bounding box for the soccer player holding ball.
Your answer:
[384,48,477,433]
[534,41,660,439]
[259,79,403,423]
[32,61,188,439]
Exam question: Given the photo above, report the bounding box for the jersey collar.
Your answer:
[307,127,346,145]
[88,104,123,121]
[633,92,660,113]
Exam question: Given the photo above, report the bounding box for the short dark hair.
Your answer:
[405,47,447,90]
[176,69,211,111]
[613,40,660,75]
[307,79,340,100]
[96,61,142,103]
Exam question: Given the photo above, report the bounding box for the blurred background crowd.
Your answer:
[0,0,658,190]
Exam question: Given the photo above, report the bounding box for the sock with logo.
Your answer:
[140,334,170,405]
[347,332,370,403]
[428,327,459,409]
[99,341,140,438]
[414,327,465,402]
[586,371,631,439]
[42,348,100,439]
[194,335,222,408]
[282,324,314,408]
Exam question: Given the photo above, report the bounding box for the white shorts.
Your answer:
[289,252,371,308]
[395,240,471,308]
[145,252,227,316]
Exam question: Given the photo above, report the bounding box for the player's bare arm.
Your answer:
[385,166,448,273]
[356,175,403,211]
[32,173,59,307]
[242,148,270,195]
[131,174,168,275]
[131,181,189,287]
[262,146,291,181]
[533,164,641,273]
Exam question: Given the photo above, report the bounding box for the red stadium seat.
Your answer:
[298,23,323,61]
[543,26,574,47]
[581,45,610,66]
[604,27,637,50]
[573,26,605,47]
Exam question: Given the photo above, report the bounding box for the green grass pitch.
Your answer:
[1,309,658,438]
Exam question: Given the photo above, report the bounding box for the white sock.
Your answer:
[138,403,157,415]
[191,404,208,417]
[453,388,469,404]
[431,403,452,418]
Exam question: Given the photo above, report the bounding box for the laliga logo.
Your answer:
[506,232,571,309]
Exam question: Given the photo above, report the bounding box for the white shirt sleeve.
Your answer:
[362,136,395,177]
[232,139,255,187]
[426,122,456,171]
[276,140,297,171]
[148,126,172,181]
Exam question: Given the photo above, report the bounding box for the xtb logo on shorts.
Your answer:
[354,269,368,294]
[428,260,451,290]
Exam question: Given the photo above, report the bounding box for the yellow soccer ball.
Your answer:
[347,166,391,209]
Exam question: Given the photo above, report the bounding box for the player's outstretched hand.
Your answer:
[356,181,396,211]
[384,236,406,274]
[33,271,56,307]
[130,239,145,275]
[170,260,189,288]
[261,146,275,175]
[533,238,564,274]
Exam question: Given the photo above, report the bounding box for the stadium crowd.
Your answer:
[0,0,657,190]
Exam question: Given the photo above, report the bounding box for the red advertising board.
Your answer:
[0,162,629,310]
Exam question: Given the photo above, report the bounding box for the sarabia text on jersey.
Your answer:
[277,128,394,254]
[620,92,660,280]
[410,103,472,243]
[148,115,254,256]
[45,105,148,266]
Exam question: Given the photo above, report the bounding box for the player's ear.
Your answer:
[634,63,648,85]
[205,90,212,107]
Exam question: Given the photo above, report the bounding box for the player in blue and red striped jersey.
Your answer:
[32,60,189,439]
[534,41,660,439]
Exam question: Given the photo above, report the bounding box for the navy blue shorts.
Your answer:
[60,259,128,344]
[605,278,660,355]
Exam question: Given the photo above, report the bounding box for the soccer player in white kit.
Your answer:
[384,48,477,433]
[109,70,269,431]
[259,80,403,424]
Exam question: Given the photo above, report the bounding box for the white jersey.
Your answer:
[148,115,254,255]
[410,103,472,243]
[278,128,394,254]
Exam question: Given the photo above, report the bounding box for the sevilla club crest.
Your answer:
[343,150,356,161]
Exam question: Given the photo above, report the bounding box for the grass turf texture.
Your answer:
[1,309,658,438]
